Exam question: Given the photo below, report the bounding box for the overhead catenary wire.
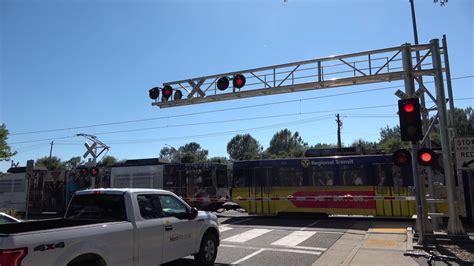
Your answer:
[53,117,335,146]
[9,75,473,136]
[8,102,398,145]
[8,96,474,145]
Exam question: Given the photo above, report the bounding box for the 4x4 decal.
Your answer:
[34,242,65,252]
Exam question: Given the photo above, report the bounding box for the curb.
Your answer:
[407,227,414,251]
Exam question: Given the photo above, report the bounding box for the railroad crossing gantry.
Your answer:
[148,37,465,237]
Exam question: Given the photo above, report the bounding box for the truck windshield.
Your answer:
[65,193,127,221]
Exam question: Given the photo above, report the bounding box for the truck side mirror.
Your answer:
[188,207,198,220]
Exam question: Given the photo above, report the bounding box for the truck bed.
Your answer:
[0,218,115,235]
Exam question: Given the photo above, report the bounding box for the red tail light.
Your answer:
[0,248,28,266]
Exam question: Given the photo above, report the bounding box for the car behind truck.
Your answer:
[0,188,220,266]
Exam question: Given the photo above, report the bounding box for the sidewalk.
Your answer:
[313,220,417,266]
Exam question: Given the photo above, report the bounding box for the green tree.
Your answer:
[179,142,208,163]
[309,143,337,149]
[62,156,83,170]
[0,124,16,161]
[98,155,118,166]
[159,146,180,162]
[267,129,307,158]
[379,125,401,143]
[377,125,406,153]
[227,134,262,160]
[35,156,63,170]
[208,156,230,164]
[451,107,473,137]
[379,137,406,153]
[351,139,378,154]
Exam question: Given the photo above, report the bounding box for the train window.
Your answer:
[309,166,335,186]
[277,166,303,187]
[392,166,404,187]
[163,166,177,187]
[201,169,213,187]
[340,165,366,186]
[217,170,228,188]
[233,168,247,187]
[375,164,391,186]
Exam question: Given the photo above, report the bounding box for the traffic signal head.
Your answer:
[233,74,246,89]
[174,90,183,101]
[217,77,230,91]
[417,148,435,166]
[398,98,423,142]
[148,87,160,100]
[90,166,99,177]
[393,149,411,166]
[78,167,89,178]
[162,85,173,101]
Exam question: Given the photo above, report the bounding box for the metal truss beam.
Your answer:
[152,43,433,109]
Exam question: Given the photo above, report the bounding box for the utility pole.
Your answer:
[48,141,54,170]
[336,114,342,149]
[409,0,440,230]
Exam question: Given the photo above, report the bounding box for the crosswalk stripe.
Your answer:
[271,231,316,247]
[219,226,233,233]
[222,228,272,243]
[221,244,322,256]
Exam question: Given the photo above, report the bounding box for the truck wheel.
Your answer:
[194,233,218,265]
[68,254,106,266]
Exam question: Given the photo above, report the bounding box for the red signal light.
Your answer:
[417,148,435,166]
[90,167,99,177]
[398,98,423,142]
[420,152,432,162]
[403,103,415,113]
[233,74,246,89]
[393,149,411,166]
[79,167,89,178]
[162,85,173,100]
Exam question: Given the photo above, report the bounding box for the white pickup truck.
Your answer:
[0,188,220,266]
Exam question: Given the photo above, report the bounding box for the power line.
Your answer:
[10,75,474,136]
[10,102,398,145]
[14,143,51,154]
[9,96,473,145]
[53,115,335,146]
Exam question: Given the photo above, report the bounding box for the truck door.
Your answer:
[159,194,198,263]
[135,194,164,266]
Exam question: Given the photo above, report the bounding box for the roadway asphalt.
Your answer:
[165,214,417,266]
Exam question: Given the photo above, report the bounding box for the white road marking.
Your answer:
[231,249,265,265]
[271,231,316,247]
[223,228,272,243]
[264,247,321,255]
[222,244,322,265]
[228,217,254,225]
[221,244,323,255]
[300,220,321,231]
[219,226,233,233]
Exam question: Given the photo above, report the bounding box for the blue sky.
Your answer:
[1,0,473,171]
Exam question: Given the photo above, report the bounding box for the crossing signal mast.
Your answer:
[148,36,464,237]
